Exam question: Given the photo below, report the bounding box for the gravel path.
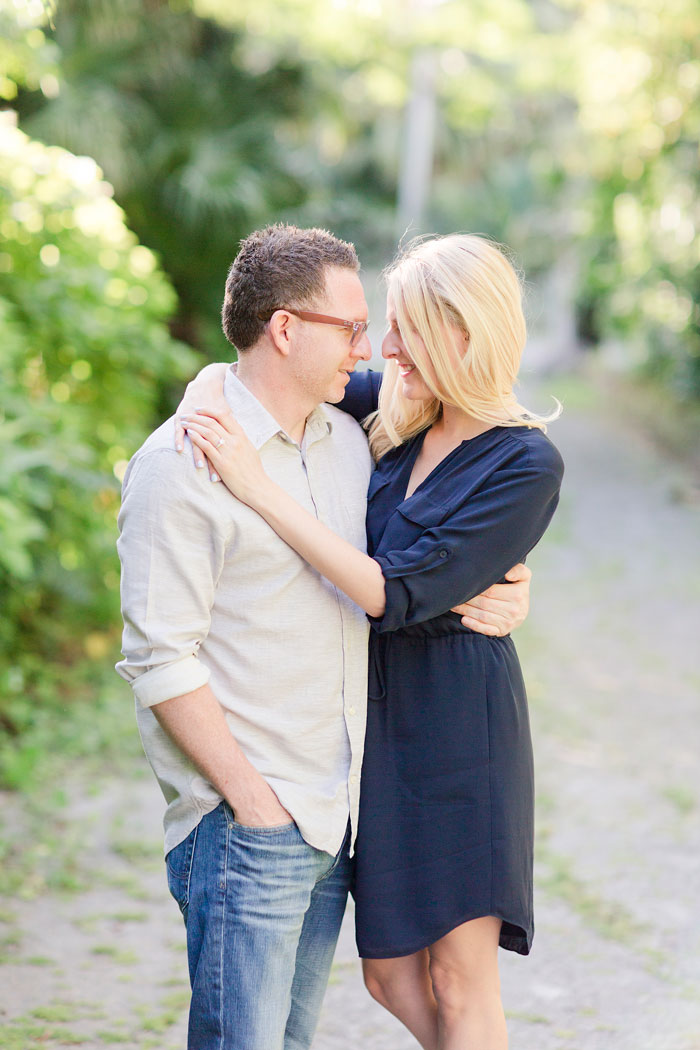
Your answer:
[2,375,699,1050]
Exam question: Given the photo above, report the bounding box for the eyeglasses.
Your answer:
[259,308,370,346]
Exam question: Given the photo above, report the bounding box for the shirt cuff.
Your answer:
[131,656,211,709]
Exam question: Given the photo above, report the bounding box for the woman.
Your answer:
[177,234,563,1049]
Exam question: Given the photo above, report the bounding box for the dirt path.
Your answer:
[2,375,699,1050]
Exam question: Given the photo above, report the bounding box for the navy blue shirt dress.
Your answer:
[339,372,564,959]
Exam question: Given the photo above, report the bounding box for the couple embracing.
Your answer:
[117,223,563,1050]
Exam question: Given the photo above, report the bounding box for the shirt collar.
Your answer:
[304,404,334,448]
[224,365,333,451]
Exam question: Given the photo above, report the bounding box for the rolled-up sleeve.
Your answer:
[116,449,230,707]
[370,456,562,634]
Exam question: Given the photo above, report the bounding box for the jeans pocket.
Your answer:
[232,820,297,835]
[166,823,198,920]
[222,800,296,836]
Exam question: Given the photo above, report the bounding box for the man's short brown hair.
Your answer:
[222,224,359,351]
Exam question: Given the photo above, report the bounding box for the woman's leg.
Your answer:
[428,916,507,1050]
[362,951,439,1050]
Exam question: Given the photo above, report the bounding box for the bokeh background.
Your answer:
[1,2,699,1048]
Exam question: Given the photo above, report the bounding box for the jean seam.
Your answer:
[184,822,198,908]
[314,825,350,886]
[217,807,229,1050]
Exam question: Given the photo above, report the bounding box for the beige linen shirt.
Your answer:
[116,367,372,857]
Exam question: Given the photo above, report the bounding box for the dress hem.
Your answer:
[357,909,532,960]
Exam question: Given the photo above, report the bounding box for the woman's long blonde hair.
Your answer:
[367,234,560,459]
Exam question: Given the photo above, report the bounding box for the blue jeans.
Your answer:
[166,801,352,1050]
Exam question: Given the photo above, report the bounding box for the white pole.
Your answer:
[396,47,437,239]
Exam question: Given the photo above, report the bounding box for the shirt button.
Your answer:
[348,706,356,716]
[439,549,448,559]
[350,774,358,784]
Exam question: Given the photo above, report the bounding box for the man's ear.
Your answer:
[268,310,295,358]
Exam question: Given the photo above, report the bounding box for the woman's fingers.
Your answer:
[173,408,213,473]
[182,419,225,478]
[180,416,236,452]
[174,417,186,454]
[182,414,251,483]
[185,416,266,506]
[186,429,223,482]
[180,417,227,481]
[181,409,244,440]
[181,416,223,440]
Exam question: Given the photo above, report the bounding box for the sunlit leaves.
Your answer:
[7,0,700,404]
[0,0,59,100]
[0,121,197,670]
[566,0,700,393]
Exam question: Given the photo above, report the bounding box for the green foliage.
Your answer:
[1,0,699,779]
[0,0,60,104]
[0,657,143,791]
[17,0,393,353]
[558,0,700,398]
[204,0,700,399]
[0,120,197,729]
[8,0,699,399]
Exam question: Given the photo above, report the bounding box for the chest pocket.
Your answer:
[372,488,462,611]
[389,496,448,547]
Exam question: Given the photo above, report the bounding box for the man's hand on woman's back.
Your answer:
[452,563,532,637]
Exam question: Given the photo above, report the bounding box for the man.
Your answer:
[116,224,529,1050]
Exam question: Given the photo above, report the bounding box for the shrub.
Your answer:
[0,116,198,732]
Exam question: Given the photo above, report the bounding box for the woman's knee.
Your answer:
[428,919,502,1015]
[362,960,393,1007]
[363,956,430,1012]
[429,956,495,1010]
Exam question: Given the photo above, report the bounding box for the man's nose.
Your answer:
[353,331,372,361]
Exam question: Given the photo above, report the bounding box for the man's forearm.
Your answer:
[151,684,291,826]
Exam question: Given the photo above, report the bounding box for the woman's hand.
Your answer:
[174,362,229,479]
[181,410,273,508]
[184,410,387,618]
[452,563,532,637]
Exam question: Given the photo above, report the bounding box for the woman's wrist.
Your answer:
[186,361,229,401]
[249,477,285,518]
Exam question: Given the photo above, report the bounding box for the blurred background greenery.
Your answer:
[1,0,698,786]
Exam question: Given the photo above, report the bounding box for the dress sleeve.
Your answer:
[370,450,563,634]
[333,370,382,422]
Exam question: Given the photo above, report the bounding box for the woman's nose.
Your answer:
[382,333,397,359]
